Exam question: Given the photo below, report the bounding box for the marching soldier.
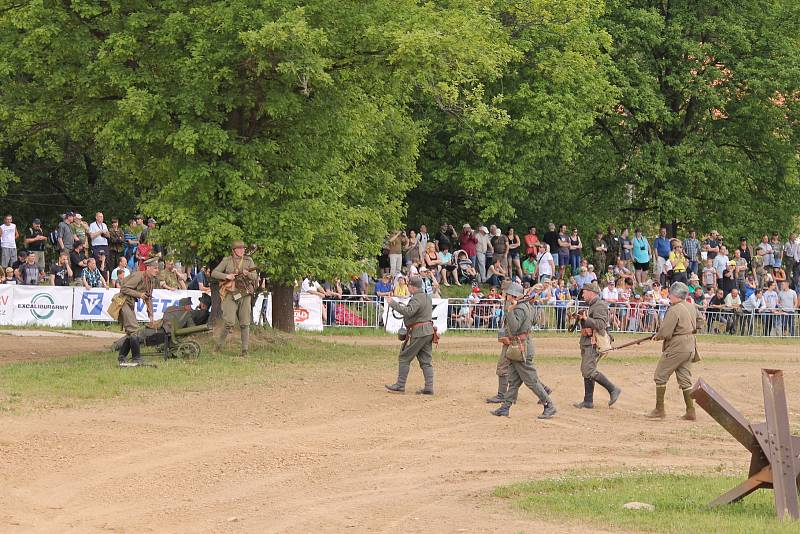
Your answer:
[486,283,552,404]
[211,240,258,357]
[385,276,436,394]
[573,282,622,409]
[647,282,704,420]
[490,282,556,419]
[117,257,159,365]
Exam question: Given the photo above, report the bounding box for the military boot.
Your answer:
[573,378,595,409]
[129,337,142,364]
[595,372,622,406]
[646,385,667,419]
[537,384,553,405]
[385,362,410,393]
[117,337,131,364]
[681,388,697,421]
[538,400,557,419]
[215,327,229,352]
[416,366,434,395]
[486,375,508,403]
[490,401,511,417]
[239,326,250,357]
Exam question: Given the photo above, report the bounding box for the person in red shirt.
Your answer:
[524,226,539,257]
[458,223,478,271]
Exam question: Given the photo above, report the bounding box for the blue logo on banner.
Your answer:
[81,291,105,315]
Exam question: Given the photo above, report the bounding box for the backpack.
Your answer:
[49,229,59,246]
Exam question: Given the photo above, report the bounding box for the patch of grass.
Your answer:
[0,336,380,412]
[494,472,797,534]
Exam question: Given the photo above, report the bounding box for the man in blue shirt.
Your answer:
[374,272,394,298]
[653,227,672,285]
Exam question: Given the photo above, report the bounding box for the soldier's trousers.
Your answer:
[580,342,599,379]
[221,293,252,328]
[654,351,693,390]
[395,334,434,388]
[504,338,549,404]
[119,303,139,335]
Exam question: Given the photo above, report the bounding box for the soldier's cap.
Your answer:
[407,276,423,289]
[231,240,245,249]
[143,257,159,267]
[503,282,524,297]
[582,282,602,294]
[178,297,193,307]
[198,294,211,307]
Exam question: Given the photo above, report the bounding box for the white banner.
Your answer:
[251,293,323,331]
[133,289,203,321]
[73,287,119,321]
[0,285,13,326]
[10,285,73,327]
[294,294,323,332]
[72,288,204,322]
[383,297,448,335]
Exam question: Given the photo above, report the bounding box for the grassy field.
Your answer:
[494,472,797,534]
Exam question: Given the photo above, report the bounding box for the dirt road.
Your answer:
[2,332,798,533]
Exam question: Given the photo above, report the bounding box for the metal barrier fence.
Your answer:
[317,297,800,338]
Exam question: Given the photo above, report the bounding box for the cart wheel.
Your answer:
[175,340,201,360]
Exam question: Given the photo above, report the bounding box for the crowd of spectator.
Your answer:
[0,212,210,294]
[2,211,798,335]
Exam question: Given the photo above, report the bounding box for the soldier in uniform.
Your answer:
[385,276,435,394]
[489,283,556,418]
[211,240,258,356]
[192,294,212,326]
[486,283,552,404]
[573,282,622,409]
[117,257,159,365]
[161,297,197,335]
[647,282,704,420]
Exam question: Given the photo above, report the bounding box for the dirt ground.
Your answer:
[1,331,799,533]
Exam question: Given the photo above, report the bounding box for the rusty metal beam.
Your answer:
[691,378,759,451]
[761,369,800,520]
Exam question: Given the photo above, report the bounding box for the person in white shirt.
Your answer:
[301,275,326,297]
[761,281,779,336]
[601,280,619,302]
[1,214,19,268]
[777,280,797,336]
[534,243,555,281]
[88,211,110,261]
[712,246,729,282]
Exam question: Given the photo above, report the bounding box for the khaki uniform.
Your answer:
[161,304,196,335]
[211,254,257,353]
[652,301,703,389]
[593,239,607,274]
[389,291,434,390]
[118,270,156,335]
[579,297,609,379]
[159,268,181,290]
[502,301,551,405]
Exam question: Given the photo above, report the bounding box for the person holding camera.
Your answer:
[632,228,651,285]
[387,230,406,277]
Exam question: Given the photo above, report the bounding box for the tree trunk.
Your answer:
[271,282,295,333]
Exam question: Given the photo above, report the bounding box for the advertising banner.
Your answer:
[72,287,119,321]
[382,297,448,335]
[0,285,13,326]
[251,293,323,331]
[10,285,73,327]
[133,289,203,322]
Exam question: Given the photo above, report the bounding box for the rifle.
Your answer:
[597,333,655,357]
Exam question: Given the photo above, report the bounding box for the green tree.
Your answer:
[0,0,513,330]
[577,0,800,237]
[409,0,618,227]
